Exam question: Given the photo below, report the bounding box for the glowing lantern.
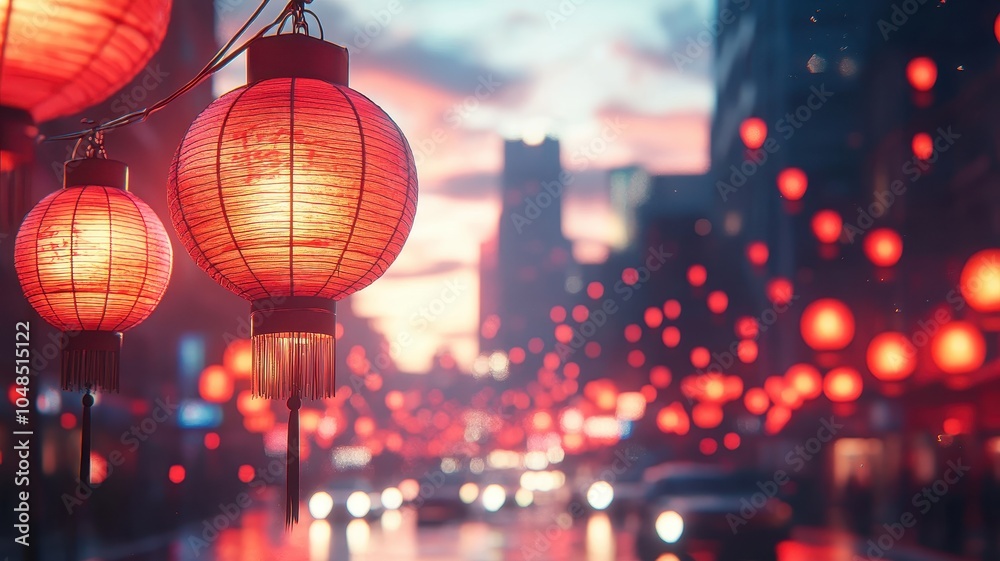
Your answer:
[906,57,937,92]
[996,14,1000,44]
[662,327,680,348]
[656,403,690,435]
[777,168,807,200]
[224,339,253,378]
[931,322,986,375]
[724,433,741,450]
[663,300,681,320]
[912,133,934,160]
[740,117,767,150]
[735,317,759,339]
[550,306,566,323]
[863,229,903,267]
[766,278,794,306]
[737,340,757,363]
[765,406,792,435]
[811,210,842,244]
[14,157,172,485]
[650,366,672,389]
[616,392,646,421]
[0,0,172,122]
[823,367,863,403]
[707,291,729,314]
[699,438,718,455]
[237,390,268,416]
[690,347,710,369]
[624,324,642,343]
[692,403,723,429]
[644,307,664,328]
[866,332,916,382]
[199,365,234,403]
[785,364,822,400]
[800,298,855,351]
[168,33,418,526]
[960,249,1000,312]
[747,242,769,266]
[687,265,707,287]
[744,388,769,415]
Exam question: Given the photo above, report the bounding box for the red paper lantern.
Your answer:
[707,290,728,314]
[0,0,172,122]
[687,264,707,287]
[811,210,843,244]
[800,298,855,351]
[864,228,903,267]
[931,322,986,375]
[824,367,863,403]
[785,363,822,400]
[906,57,937,92]
[739,117,767,150]
[746,241,769,266]
[766,277,794,306]
[15,158,172,390]
[168,34,417,400]
[960,249,1000,312]
[743,388,769,415]
[777,168,807,200]
[168,34,417,527]
[866,332,916,382]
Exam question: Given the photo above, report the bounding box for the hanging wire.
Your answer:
[41,0,307,144]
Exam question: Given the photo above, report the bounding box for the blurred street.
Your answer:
[54,500,970,561]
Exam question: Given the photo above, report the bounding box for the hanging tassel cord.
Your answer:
[285,394,301,529]
[80,390,94,486]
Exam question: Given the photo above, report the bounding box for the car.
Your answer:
[413,483,470,526]
[634,463,793,561]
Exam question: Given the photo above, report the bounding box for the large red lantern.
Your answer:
[866,332,916,382]
[931,322,986,375]
[960,249,1000,312]
[800,298,855,351]
[168,32,417,526]
[0,0,172,123]
[14,157,172,483]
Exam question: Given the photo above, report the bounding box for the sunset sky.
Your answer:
[215,0,715,373]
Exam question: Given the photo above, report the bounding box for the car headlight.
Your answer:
[655,510,684,543]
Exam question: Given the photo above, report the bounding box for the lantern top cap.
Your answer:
[64,158,128,190]
[247,34,349,86]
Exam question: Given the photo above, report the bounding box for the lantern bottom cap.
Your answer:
[61,331,122,392]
